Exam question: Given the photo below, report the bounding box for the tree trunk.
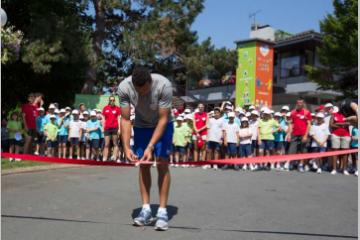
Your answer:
[81,0,106,94]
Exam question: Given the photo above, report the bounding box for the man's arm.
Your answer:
[121,106,132,153]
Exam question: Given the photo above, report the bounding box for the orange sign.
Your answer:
[255,42,274,107]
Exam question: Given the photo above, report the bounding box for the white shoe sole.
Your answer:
[154,225,169,231]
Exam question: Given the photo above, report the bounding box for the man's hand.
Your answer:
[124,148,138,162]
[301,135,308,143]
[140,148,153,162]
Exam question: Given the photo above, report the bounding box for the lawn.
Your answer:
[1,158,49,170]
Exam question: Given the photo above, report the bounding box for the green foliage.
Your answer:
[1,26,24,65]
[305,0,358,98]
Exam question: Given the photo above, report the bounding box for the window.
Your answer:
[280,55,301,78]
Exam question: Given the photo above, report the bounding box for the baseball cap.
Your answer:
[184,109,191,114]
[96,109,102,113]
[274,112,282,117]
[241,117,249,122]
[263,108,272,115]
[286,112,291,117]
[49,104,56,109]
[185,114,193,120]
[333,106,339,113]
[249,105,255,110]
[49,114,56,119]
[79,115,84,120]
[209,111,214,115]
[83,111,89,115]
[270,110,274,114]
[316,105,325,111]
[281,106,290,111]
[60,108,66,113]
[324,103,334,108]
[235,107,242,112]
[38,107,45,111]
[65,107,71,111]
[54,109,60,114]
[90,110,97,116]
[251,110,260,116]
[72,109,79,115]
[228,112,235,118]
[245,112,251,117]
[316,112,325,118]
[225,105,233,110]
[260,106,268,112]
[176,116,184,121]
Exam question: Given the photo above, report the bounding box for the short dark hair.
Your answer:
[214,107,221,113]
[132,66,152,87]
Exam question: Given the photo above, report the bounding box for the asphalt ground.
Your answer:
[2,165,358,240]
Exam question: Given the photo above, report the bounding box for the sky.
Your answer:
[191,0,334,49]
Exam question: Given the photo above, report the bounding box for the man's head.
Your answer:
[108,96,116,106]
[214,108,221,119]
[79,103,86,112]
[197,103,205,113]
[132,66,152,96]
[27,93,35,103]
[296,97,305,110]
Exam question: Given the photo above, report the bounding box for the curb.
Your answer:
[1,164,84,175]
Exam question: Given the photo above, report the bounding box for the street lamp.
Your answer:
[1,8,7,27]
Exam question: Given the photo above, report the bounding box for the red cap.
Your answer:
[316,105,325,112]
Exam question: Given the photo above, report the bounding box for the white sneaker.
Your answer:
[270,163,275,170]
[77,157,81,160]
[213,164,218,170]
[15,158,21,161]
[343,170,349,176]
[312,162,318,170]
[249,164,255,171]
[174,164,179,168]
[304,165,310,172]
[34,151,39,155]
[234,165,240,171]
[317,168,322,174]
[355,170,358,177]
[331,170,337,175]
[9,158,14,162]
[242,164,247,171]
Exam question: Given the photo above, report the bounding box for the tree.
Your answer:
[305,0,358,98]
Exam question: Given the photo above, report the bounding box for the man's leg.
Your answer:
[157,158,171,208]
[103,135,110,161]
[24,135,32,154]
[139,165,152,205]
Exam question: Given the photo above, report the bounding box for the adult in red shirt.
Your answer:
[102,95,121,161]
[329,110,351,175]
[288,97,312,172]
[192,103,209,162]
[21,93,39,154]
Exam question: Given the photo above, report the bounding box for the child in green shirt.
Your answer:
[44,115,59,157]
[173,116,189,166]
[6,112,23,161]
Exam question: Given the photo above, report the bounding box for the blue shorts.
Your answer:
[133,122,173,161]
[36,133,46,144]
[174,146,186,154]
[239,144,252,157]
[70,137,79,145]
[58,135,68,144]
[274,141,284,151]
[251,140,258,153]
[187,143,194,151]
[260,140,274,151]
[311,147,327,153]
[9,139,22,146]
[47,140,58,148]
[227,143,237,157]
[207,141,221,151]
[90,139,100,149]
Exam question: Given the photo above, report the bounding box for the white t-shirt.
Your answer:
[249,119,259,141]
[223,122,240,143]
[207,117,225,143]
[69,120,83,138]
[324,114,331,130]
[309,123,331,147]
[239,128,252,145]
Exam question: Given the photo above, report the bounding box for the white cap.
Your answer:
[180,113,185,118]
[286,112,291,117]
[83,111,89,115]
[241,117,249,122]
[65,106,71,111]
[54,109,60,114]
[60,108,66,113]
[130,115,135,121]
[333,106,339,113]
[263,108,272,115]
[79,115,84,120]
[90,110,97,116]
[49,104,56,109]
[176,116,184,121]
[228,112,235,118]
[38,107,45,111]
[260,106,268,112]
[209,111,214,115]
[249,105,255,110]
[281,106,290,111]
[325,103,334,108]
[235,107,242,112]
[184,109,191,114]
[245,112,251,117]
[251,110,260,116]
[96,109,102,113]
[316,112,325,118]
[270,110,274,114]
[185,114,193,120]
[72,109,79,115]
[274,112,282,117]
[225,105,233,110]
[49,114,56,119]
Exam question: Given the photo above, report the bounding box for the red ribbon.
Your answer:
[1,149,357,167]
